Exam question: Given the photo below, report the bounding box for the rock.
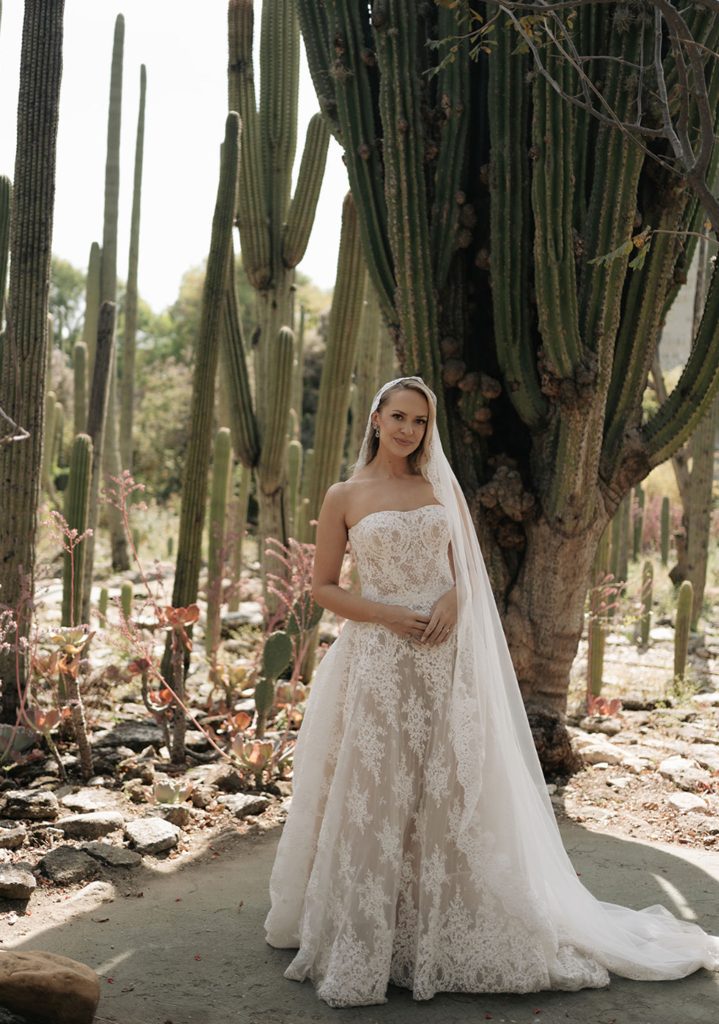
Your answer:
[573,734,624,766]
[222,605,263,630]
[658,755,711,791]
[0,822,27,850]
[159,805,191,828]
[578,715,622,736]
[0,1004,34,1023]
[620,754,654,774]
[668,792,709,814]
[39,847,98,885]
[204,765,245,793]
[117,753,155,784]
[0,867,36,900]
[2,790,59,822]
[217,793,271,819]
[123,779,150,803]
[606,776,632,790]
[124,817,179,854]
[60,788,118,814]
[91,721,163,751]
[691,692,719,706]
[0,950,100,1024]
[55,811,125,840]
[82,841,142,868]
[190,785,216,810]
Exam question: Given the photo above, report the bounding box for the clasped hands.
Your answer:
[381,586,457,646]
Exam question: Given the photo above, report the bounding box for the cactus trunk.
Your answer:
[61,434,93,627]
[206,427,232,661]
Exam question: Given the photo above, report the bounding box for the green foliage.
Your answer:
[49,256,86,358]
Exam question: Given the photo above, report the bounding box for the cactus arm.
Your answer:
[325,0,396,325]
[305,194,366,532]
[431,7,469,292]
[221,239,260,468]
[373,0,447,436]
[227,0,271,290]
[260,0,299,284]
[206,427,232,658]
[640,261,719,468]
[487,7,546,430]
[258,326,294,497]
[100,14,123,305]
[295,0,337,132]
[282,113,331,269]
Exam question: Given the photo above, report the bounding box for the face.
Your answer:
[372,388,429,456]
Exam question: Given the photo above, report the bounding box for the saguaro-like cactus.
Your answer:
[206,427,232,660]
[226,0,330,571]
[0,175,11,331]
[162,113,239,683]
[120,63,146,472]
[660,496,670,566]
[82,242,101,376]
[73,341,88,434]
[639,560,653,648]
[0,0,65,721]
[61,433,93,627]
[297,2,719,772]
[674,579,694,684]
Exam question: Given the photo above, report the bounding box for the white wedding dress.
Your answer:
[264,503,719,1007]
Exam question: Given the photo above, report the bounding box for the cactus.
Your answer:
[227,462,251,614]
[255,630,293,738]
[161,113,239,687]
[53,401,64,468]
[304,194,367,537]
[674,579,694,683]
[639,560,653,648]
[0,175,10,331]
[61,434,93,627]
[226,0,330,584]
[73,341,88,434]
[350,280,384,458]
[685,389,719,630]
[660,496,670,566]
[286,439,303,539]
[98,586,109,624]
[206,427,232,660]
[120,581,133,622]
[82,242,101,377]
[42,390,57,492]
[632,485,645,561]
[120,63,147,472]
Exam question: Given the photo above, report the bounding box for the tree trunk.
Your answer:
[0,0,65,723]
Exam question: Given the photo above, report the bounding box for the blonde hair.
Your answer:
[352,378,436,477]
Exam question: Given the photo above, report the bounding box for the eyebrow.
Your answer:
[390,409,427,418]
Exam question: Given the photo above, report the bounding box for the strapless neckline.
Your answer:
[347,503,444,535]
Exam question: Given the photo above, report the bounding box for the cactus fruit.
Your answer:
[61,434,93,627]
[206,427,232,659]
[674,579,693,683]
[660,496,670,566]
[639,560,653,647]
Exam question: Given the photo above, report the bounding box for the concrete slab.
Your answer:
[1,822,717,1024]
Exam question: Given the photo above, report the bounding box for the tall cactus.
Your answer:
[660,496,670,567]
[226,0,330,578]
[674,579,694,684]
[632,485,645,561]
[120,63,146,472]
[161,113,239,684]
[61,434,93,627]
[82,242,101,377]
[0,175,11,332]
[297,1,719,772]
[0,0,65,722]
[206,427,232,661]
[639,560,653,648]
[42,390,58,493]
[73,341,88,434]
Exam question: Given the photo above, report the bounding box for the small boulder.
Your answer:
[579,715,622,736]
[91,721,164,751]
[0,822,27,851]
[2,790,59,822]
[0,950,100,1024]
[190,785,216,810]
[204,765,245,794]
[574,735,623,767]
[56,811,124,840]
[159,805,191,828]
[667,792,709,814]
[82,841,142,868]
[0,866,36,901]
[60,788,117,814]
[217,793,271,819]
[124,817,179,855]
[658,755,711,791]
[39,847,98,886]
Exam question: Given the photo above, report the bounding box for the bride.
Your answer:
[264,376,719,1007]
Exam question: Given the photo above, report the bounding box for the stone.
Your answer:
[204,764,245,793]
[56,811,124,840]
[2,790,59,822]
[578,715,622,736]
[159,804,191,828]
[217,793,271,819]
[573,734,624,766]
[60,788,118,814]
[606,776,632,790]
[620,753,654,774]
[190,785,216,809]
[124,817,180,854]
[667,792,709,814]
[0,867,36,900]
[658,755,711,791]
[91,721,163,751]
[691,692,719,706]
[0,821,27,850]
[82,841,142,868]
[39,846,98,885]
[0,950,100,1024]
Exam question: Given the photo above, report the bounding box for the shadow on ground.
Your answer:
[1,821,717,1024]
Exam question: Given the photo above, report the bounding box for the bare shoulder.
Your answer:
[319,481,350,522]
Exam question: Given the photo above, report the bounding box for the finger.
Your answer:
[420,614,440,642]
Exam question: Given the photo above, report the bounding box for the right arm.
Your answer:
[311,483,429,639]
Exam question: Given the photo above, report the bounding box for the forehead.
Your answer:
[382,388,429,415]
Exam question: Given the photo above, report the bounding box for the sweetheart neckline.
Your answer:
[346,503,444,534]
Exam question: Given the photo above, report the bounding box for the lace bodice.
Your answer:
[348,504,454,611]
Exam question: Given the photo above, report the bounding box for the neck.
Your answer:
[368,448,415,479]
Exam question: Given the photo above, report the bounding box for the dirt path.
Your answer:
[1,821,718,1024]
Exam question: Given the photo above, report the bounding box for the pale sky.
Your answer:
[0,0,347,312]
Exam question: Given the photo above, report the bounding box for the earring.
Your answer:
[374,427,380,438]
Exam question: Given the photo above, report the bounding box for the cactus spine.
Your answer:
[206,427,232,660]
[61,434,93,627]
[639,560,653,647]
[162,113,239,685]
[660,496,670,566]
[120,63,146,472]
[674,579,693,684]
[73,341,88,434]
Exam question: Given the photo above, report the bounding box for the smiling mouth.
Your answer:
[394,437,414,446]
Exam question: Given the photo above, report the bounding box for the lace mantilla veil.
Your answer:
[350,375,719,983]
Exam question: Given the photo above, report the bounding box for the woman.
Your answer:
[264,376,719,1007]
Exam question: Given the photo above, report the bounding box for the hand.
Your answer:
[420,587,457,646]
[379,604,430,641]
